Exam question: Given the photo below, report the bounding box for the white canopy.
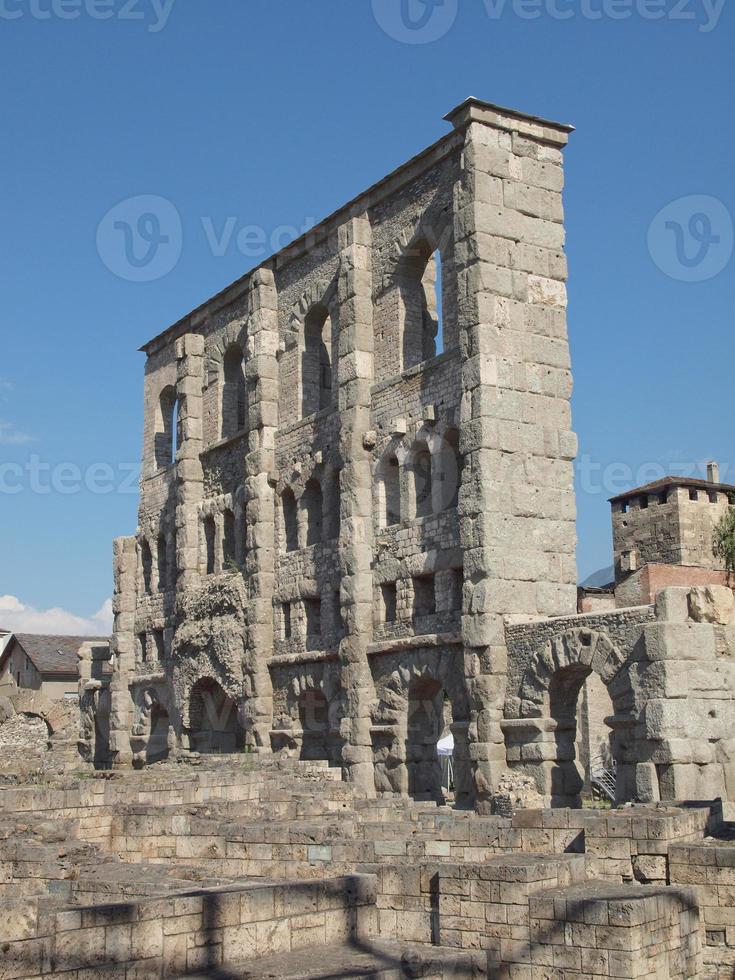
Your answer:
[436,733,454,757]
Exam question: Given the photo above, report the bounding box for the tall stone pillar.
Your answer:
[108,535,137,767]
[336,215,376,795]
[174,333,205,591]
[448,100,577,810]
[242,267,278,752]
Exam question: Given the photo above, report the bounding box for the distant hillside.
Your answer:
[580,565,614,589]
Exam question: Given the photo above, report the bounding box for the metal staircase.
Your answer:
[590,755,616,802]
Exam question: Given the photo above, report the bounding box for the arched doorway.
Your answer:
[406,675,445,801]
[188,678,243,754]
[548,663,616,807]
[298,688,342,765]
[513,629,635,807]
[146,703,171,764]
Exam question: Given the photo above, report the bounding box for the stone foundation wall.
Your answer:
[2,760,735,977]
[0,875,377,979]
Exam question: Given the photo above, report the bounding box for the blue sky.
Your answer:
[1,0,733,631]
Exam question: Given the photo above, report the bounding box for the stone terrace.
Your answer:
[1,758,734,977]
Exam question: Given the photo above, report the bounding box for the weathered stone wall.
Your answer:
[107,98,578,808]
[0,688,80,779]
[0,874,378,978]
[614,560,731,608]
[3,759,730,978]
[503,587,735,808]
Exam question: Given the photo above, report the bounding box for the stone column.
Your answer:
[448,100,577,810]
[108,535,137,767]
[336,215,376,795]
[242,267,278,752]
[174,333,205,591]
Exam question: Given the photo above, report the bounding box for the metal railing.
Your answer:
[590,755,616,802]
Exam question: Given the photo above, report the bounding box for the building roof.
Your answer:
[2,634,108,677]
[609,476,735,504]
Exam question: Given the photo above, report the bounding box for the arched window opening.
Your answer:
[299,689,330,761]
[449,567,463,613]
[431,250,444,354]
[188,677,243,754]
[304,597,322,650]
[397,240,442,372]
[282,601,293,639]
[203,516,216,576]
[302,305,333,417]
[221,343,247,440]
[141,540,153,595]
[223,510,237,569]
[155,386,179,470]
[412,444,433,519]
[329,468,342,540]
[152,629,165,661]
[238,510,249,570]
[303,479,324,546]
[282,489,298,553]
[435,428,461,512]
[156,534,168,592]
[298,689,343,765]
[406,676,445,802]
[412,574,436,623]
[379,582,397,623]
[379,455,401,527]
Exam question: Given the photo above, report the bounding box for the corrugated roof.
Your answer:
[9,634,109,676]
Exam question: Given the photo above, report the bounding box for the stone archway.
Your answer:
[146,702,171,764]
[371,646,472,807]
[406,675,445,801]
[508,629,638,807]
[188,677,244,754]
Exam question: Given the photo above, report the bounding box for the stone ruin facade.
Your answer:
[96,96,735,816]
[3,96,729,978]
[104,97,582,809]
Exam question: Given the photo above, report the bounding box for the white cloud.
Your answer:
[0,419,34,445]
[0,595,113,636]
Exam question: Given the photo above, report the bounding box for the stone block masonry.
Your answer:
[87,96,735,818]
[38,95,734,979]
[4,760,734,978]
[104,97,579,810]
